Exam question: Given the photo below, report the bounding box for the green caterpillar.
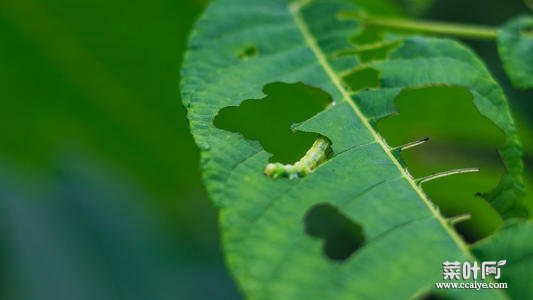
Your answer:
[264,137,331,179]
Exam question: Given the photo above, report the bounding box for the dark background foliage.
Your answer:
[0,0,531,298]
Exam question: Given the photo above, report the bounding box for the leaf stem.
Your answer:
[361,17,498,41]
[416,168,480,185]
[395,137,429,151]
[448,213,472,225]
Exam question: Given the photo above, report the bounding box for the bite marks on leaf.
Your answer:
[342,67,380,92]
[214,82,332,163]
[376,86,506,242]
[304,203,365,261]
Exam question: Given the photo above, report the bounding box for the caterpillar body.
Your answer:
[264,137,331,179]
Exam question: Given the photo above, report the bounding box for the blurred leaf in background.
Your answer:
[0,154,238,299]
[0,0,240,298]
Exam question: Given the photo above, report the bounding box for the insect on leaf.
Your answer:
[181,0,529,298]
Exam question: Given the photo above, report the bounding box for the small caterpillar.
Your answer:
[264,136,331,179]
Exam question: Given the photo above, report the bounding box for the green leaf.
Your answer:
[472,221,533,300]
[181,0,527,298]
[497,15,533,89]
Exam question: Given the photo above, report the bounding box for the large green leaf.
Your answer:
[497,15,533,89]
[181,0,528,298]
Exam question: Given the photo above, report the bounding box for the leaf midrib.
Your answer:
[288,0,501,291]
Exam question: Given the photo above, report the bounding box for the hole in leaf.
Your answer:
[348,26,402,63]
[356,41,401,63]
[350,27,384,45]
[342,67,380,91]
[304,203,365,261]
[376,86,506,242]
[238,45,257,60]
[214,83,331,163]
[335,41,399,63]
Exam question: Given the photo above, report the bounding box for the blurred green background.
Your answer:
[0,0,531,299]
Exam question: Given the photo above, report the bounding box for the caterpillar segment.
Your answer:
[264,137,331,179]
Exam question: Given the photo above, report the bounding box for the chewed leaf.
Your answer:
[356,36,528,219]
[497,15,533,89]
[180,0,528,299]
